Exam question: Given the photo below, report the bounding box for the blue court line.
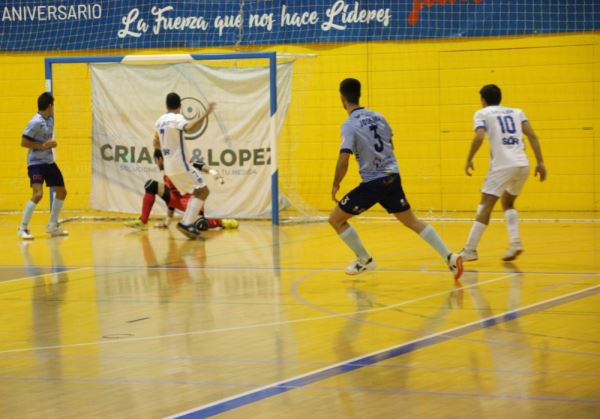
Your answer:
[168,284,600,418]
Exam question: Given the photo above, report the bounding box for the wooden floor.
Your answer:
[0,213,598,418]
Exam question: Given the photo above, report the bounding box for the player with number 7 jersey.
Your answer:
[329,78,463,281]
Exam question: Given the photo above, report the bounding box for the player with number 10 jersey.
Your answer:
[473,106,529,171]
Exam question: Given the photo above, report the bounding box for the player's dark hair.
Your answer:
[166,92,181,110]
[339,78,361,104]
[480,84,502,106]
[38,92,54,111]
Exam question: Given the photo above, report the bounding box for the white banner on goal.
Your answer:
[90,61,292,218]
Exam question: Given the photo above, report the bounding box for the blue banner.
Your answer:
[1,1,598,51]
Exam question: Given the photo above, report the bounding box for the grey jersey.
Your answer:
[340,107,399,182]
[23,113,54,166]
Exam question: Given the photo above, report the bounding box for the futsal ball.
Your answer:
[193,217,209,231]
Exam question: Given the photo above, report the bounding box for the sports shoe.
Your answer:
[502,243,524,262]
[446,253,464,281]
[46,223,68,237]
[125,219,147,230]
[176,222,200,239]
[345,257,376,275]
[221,218,239,229]
[459,248,478,262]
[18,227,34,240]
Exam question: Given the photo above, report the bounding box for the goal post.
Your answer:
[44,52,282,224]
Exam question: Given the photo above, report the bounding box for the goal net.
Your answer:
[47,52,323,224]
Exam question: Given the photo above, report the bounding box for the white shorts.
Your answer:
[167,169,206,194]
[481,166,529,197]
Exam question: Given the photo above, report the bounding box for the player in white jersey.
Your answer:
[460,84,546,262]
[18,92,68,240]
[329,78,463,280]
[153,92,215,239]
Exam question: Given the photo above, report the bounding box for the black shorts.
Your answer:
[339,174,410,215]
[28,163,65,187]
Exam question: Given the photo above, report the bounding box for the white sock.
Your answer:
[504,209,521,244]
[465,221,487,251]
[20,200,37,229]
[49,198,64,225]
[183,197,203,225]
[339,225,370,262]
[419,224,451,260]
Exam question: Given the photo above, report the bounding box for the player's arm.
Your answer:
[332,151,351,202]
[21,135,56,150]
[465,128,485,176]
[522,121,546,181]
[183,102,215,134]
[191,158,225,184]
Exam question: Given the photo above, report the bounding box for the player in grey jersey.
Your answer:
[329,78,463,280]
[18,92,68,239]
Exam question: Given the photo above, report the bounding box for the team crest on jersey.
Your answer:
[181,97,209,140]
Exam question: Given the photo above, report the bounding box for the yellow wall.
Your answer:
[1,32,598,214]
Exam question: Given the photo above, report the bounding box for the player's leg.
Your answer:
[167,171,205,238]
[382,175,462,281]
[45,163,68,237]
[500,166,529,261]
[329,205,374,275]
[460,193,498,261]
[460,168,518,261]
[329,182,378,275]
[18,167,44,239]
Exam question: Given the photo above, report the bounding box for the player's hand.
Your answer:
[44,140,57,149]
[465,160,474,176]
[209,168,224,184]
[535,162,547,182]
[332,184,340,202]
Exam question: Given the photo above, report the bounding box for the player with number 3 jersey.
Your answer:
[460,84,547,262]
[329,78,463,280]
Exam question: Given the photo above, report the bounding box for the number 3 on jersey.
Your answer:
[369,124,384,152]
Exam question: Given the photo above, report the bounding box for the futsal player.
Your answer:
[329,78,463,280]
[18,92,68,239]
[126,150,238,230]
[460,84,546,262]
[153,92,215,239]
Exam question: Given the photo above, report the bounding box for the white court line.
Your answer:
[0,272,520,354]
[0,267,92,285]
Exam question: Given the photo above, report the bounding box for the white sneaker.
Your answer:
[446,253,464,281]
[502,243,524,261]
[18,227,34,240]
[459,248,478,262]
[345,257,376,275]
[46,223,69,237]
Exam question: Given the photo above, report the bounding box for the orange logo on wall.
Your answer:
[408,0,483,26]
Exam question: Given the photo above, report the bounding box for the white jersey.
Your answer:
[473,105,529,171]
[155,112,190,175]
